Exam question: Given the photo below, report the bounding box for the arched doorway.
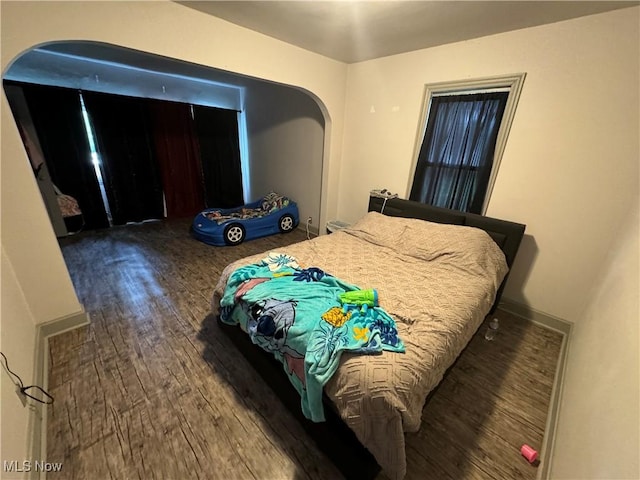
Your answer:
[4,41,326,237]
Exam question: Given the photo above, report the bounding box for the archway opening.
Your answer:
[4,40,327,237]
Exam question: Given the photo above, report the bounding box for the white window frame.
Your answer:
[406,73,526,214]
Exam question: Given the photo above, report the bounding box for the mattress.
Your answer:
[211,211,508,479]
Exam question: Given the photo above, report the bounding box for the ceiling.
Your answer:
[4,1,637,105]
[179,1,637,63]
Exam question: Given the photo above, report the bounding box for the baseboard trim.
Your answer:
[499,298,572,335]
[297,223,319,237]
[39,309,90,339]
[537,326,571,480]
[29,308,90,480]
[498,298,572,480]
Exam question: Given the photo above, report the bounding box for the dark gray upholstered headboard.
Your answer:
[368,196,525,310]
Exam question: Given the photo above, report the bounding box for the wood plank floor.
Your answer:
[48,218,563,480]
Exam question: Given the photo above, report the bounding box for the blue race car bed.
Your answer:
[192,192,300,246]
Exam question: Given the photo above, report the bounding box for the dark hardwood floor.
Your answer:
[47,218,563,480]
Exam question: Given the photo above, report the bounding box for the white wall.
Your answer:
[550,200,639,479]
[0,246,38,479]
[244,81,324,226]
[339,7,639,325]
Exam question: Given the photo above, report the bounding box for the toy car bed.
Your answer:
[211,196,525,479]
[192,192,299,246]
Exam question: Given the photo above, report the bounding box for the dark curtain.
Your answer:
[82,91,165,225]
[192,105,244,208]
[409,92,508,214]
[16,82,109,229]
[149,100,205,218]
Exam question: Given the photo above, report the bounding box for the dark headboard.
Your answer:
[368,196,525,310]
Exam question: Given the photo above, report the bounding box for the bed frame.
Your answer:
[217,196,525,479]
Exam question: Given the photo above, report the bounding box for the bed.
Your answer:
[192,192,299,246]
[211,196,525,479]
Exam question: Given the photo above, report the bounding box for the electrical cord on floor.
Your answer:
[0,351,54,404]
[306,217,311,240]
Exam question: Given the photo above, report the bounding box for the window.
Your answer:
[408,74,525,214]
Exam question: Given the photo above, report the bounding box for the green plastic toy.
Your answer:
[339,289,379,313]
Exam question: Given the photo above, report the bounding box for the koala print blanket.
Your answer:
[219,252,405,422]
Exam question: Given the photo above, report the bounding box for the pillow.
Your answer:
[261,192,289,212]
[347,211,508,278]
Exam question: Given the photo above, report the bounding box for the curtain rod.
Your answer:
[432,87,511,97]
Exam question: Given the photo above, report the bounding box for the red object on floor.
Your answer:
[521,444,538,463]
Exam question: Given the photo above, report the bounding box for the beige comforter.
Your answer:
[211,212,508,479]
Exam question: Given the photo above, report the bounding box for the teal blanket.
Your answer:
[219,253,405,422]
